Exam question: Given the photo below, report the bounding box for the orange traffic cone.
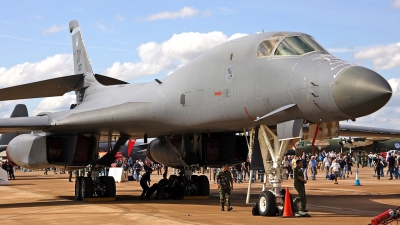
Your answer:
[282,187,293,217]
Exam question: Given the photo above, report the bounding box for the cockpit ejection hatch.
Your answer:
[257,35,328,57]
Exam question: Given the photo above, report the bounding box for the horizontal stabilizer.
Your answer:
[0,74,84,101]
[0,116,51,133]
[94,74,129,85]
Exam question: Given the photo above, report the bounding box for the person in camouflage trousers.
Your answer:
[216,164,234,211]
[293,159,310,217]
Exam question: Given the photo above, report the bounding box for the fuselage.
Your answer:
[43,32,391,138]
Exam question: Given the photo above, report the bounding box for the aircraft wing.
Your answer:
[0,116,51,133]
[303,124,400,140]
[339,124,400,140]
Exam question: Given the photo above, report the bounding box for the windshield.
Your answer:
[257,38,280,57]
[274,36,317,56]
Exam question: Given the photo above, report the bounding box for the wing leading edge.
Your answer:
[0,116,51,133]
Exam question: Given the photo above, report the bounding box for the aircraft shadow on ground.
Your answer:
[0,193,398,218]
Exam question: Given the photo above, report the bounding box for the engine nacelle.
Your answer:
[147,138,186,168]
[7,133,94,169]
[147,134,248,168]
[7,133,49,169]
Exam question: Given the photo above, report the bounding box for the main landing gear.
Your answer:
[74,134,129,201]
[75,175,116,200]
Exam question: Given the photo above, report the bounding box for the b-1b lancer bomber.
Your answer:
[0,20,392,215]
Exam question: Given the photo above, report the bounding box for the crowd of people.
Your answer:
[280,150,400,184]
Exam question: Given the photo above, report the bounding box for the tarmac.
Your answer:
[0,167,399,225]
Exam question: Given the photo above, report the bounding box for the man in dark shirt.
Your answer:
[294,159,309,217]
[301,155,308,180]
[338,156,346,179]
[234,163,242,183]
[140,169,152,199]
[387,153,396,180]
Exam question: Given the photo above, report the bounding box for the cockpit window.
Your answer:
[274,36,316,56]
[306,36,328,53]
[257,38,280,57]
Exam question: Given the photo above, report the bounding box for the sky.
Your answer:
[0,0,399,129]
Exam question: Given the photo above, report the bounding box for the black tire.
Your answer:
[75,177,82,200]
[81,177,93,199]
[191,175,198,182]
[101,176,116,197]
[198,175,210,196]
[258,191,276,216]
[252,202,260,216]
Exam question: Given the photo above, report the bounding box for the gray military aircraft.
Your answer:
[0,20,393,216]
[0,104,28,152]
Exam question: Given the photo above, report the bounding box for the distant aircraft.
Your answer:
[0,20,395,216]
[292,138,372,155]
[289,124,400,155]
[98,139,150,162]
[0,104,28,152]
[366,139,400,153]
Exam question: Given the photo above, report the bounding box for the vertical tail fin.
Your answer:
[69,20,93,75]
[69,20,97,104]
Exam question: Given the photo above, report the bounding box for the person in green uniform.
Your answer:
[216,164,233,211]
[357,151,362,168]
[293,159,309,217]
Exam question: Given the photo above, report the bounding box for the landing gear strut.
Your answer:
[255,125,290,216]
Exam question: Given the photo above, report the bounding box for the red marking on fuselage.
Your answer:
[214,91,222,96]
[244,107,255,120]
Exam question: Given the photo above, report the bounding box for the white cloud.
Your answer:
[144,7,198,21]
[0,99,25,118]
[202,8,212,17]
[103,32,248,80]
[353,43,400,70]
[392,0,400,8]
[32,93,75,116]
[0,54,74,117]
[0,54,73,88]
[115,14,124,22]
[43,25,66,35]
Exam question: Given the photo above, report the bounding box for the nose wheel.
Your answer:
[258,191,276,216]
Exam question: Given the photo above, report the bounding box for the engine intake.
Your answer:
[7,133,94,169]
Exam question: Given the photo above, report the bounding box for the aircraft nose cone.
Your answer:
[333,66,392,118]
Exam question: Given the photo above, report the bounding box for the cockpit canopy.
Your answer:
[257,34,327,57]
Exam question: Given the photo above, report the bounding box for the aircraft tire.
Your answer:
[75,177,82,200]
[198,175,210,196]
[81,177,93,199]
[191,175,198,182]
[257,191,276,216]
[103,176,116,197]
